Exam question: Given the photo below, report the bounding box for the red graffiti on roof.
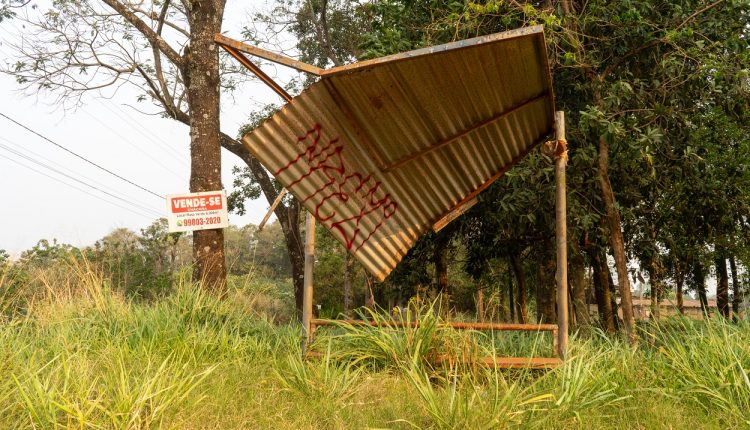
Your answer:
[275,124,397,252]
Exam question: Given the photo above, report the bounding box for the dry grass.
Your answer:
[0,262,743,429]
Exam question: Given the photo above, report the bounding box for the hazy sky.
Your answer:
[0,0,294,256]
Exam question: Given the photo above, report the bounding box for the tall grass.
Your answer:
[306,304,635,428]
[0,262,744,429]
[647,318,750,427]
[0,260,290,429]
[313,304,442,370]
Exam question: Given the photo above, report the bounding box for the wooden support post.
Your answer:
[258,188,288,231]
[302,211,316,353]
[554,111,569,359]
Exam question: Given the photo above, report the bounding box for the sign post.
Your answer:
[166,190,229,233]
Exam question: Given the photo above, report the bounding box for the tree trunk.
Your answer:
[569,287,576,328]
[569,243,591,333]
[675,262,685,314]
[692,260,709,316]
[434,233,450,311]
[597,136,636,342]
[730,255,742,320]
[477,288,485,323]
[590,248,616,333]
[656,277,662,315]
[698,285,709,316]
[536,247,557,323]
[715,254,730,318]
[185,0,227,293]
[276,201,305,316]
[607,266,622,330]
[343,251,354,316]
[510,253,528,323]
[508,265,516,323]
[364,272,376,309]
[497,277,507,322]
[648,260,662,320]
[568,245,591,335]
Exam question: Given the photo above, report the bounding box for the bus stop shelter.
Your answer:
[216,25,569,366]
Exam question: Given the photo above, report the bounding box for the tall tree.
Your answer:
[2,0,244,290]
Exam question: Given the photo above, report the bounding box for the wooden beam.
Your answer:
[311,319,558,332]
[258,188,288,231]
[302,212,316,352]
[220,45,292,103]
[554,111,569,360]
[434,355,562,369]
[215,34,324,76]
[321,25,544,78]
[305,351,562,369]
[433,197,478,232]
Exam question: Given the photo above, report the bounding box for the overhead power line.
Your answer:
[80,110,185,180]
[0,135,162,216]
[98,101,188,166]
[0,142,163,218]
[0,153,157,221]
[0,112,166,200]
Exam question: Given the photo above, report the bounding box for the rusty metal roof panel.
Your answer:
[241,25,556,281]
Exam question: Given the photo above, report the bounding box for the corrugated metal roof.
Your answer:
[241,25,556,281]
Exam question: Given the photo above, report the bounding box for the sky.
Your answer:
[0,0,295,257]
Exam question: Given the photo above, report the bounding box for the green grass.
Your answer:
[0,265,746,429]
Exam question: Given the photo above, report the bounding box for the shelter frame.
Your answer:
[215,30,569,364]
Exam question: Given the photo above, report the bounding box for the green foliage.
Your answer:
[224,223,292,278]
[228,104,282,216]
[268,0,750,319]
[12,352,215,429]
[0,0,27,22]
[312,224,368,315]
[87,219,185,300]
[1,219,191,311]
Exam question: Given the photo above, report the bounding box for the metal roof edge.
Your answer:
[535,28,558,132]
[321,25,545,78]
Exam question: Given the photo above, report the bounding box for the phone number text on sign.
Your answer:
[166,190,229,233]
[181,216,224,227]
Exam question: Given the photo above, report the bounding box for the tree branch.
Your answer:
[218,132,281,209]
[101,0,184,69]
[600,0,725,80]
[151,0,179,116]
[133,7,190,37]
[600,38,663,80]
[318,0,342,66]
[674,0,724,32]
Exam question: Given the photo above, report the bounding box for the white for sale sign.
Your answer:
[166,190,229,232]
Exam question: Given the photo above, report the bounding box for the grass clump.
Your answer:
[0,264,746,429]
[648,318,750,427]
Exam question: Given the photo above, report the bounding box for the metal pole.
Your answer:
[302,211,316,353]
[554,111,569,359]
